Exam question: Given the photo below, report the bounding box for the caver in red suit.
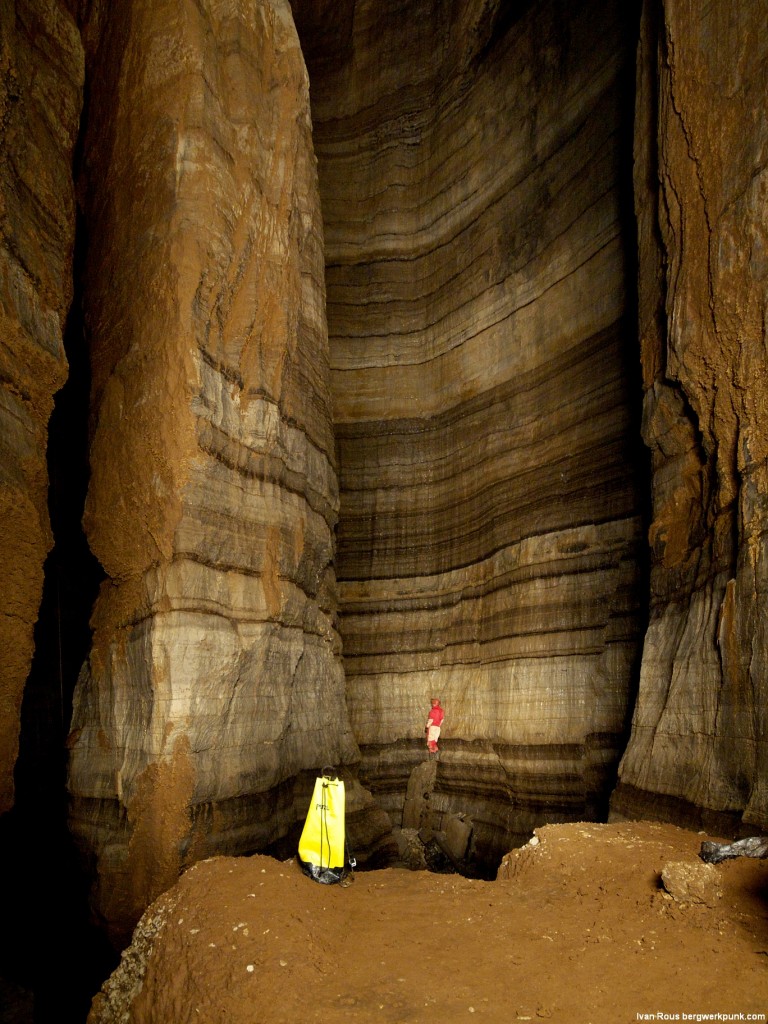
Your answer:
[425,699,444,753]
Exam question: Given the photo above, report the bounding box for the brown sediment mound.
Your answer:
[89,820,768,1023]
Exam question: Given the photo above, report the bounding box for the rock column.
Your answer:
[613,0,768,832]
[67,0,359,942]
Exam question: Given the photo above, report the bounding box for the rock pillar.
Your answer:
[613,0,768,832]
[67,0,359,941]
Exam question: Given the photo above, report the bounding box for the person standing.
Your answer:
[425,698,444,754]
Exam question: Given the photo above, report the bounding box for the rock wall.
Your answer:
[0,0,82,813]
[65,0,373,943]
[4,0,766,953]
[612,0,768,833]
[292,0,646,864]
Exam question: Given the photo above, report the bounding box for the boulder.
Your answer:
[661,861,722,908]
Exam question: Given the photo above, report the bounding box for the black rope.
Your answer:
[319,779,331,870]
[311,767,355,883]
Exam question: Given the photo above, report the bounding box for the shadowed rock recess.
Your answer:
[1,0,767,952]
[0,0,81,815]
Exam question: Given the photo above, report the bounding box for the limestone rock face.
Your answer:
[291,0,646,864]
[612,0,768,833]
[0,0,82,812]
[6,0,766,955]
[66,0,364,942]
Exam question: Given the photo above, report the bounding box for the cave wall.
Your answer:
[611,0,768,833]
[0,0,82,813]
[291,0,646,863]
[3,0,767,950]
[64,0,374,943]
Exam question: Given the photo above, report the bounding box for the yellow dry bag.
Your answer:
[297,771,349,884]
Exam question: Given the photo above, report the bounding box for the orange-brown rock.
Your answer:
[612,0,768,834]
[65,0,370,943]
[0,0,82,812]
[3,0,768,963]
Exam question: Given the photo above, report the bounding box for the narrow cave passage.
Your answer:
[0,211,115,1023]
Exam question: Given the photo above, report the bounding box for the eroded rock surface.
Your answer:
[292,0,645,864]
[66,0,369,943]
[612,0,768,834]
[3,0,767,960]
[661,860,722,907]
[0,0,82,812]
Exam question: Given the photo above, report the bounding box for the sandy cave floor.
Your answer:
[94,820,768,1024]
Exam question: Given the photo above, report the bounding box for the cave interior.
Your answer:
[2,0,767,1019]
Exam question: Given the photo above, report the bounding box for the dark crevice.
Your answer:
[613,0,650,764]
[0,178,115,1021]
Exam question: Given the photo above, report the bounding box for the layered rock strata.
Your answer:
[0,0,83,813]
[292,0,646,865]
[612,0,768,832]
[66,0,372,943]
[5,0,764,959]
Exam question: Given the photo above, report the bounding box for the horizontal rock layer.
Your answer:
[293,0,646,865]
[0,0,82,812]
[65,0,373,943]
[4,0,763,958]
[612,0,768,833]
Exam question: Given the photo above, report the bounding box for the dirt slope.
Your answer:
[89,821,768,1024]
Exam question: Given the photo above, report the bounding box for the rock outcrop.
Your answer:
[0,0,82,812]
[65,0,370,943]
[292,0,646,864]
[611,0,768,834]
